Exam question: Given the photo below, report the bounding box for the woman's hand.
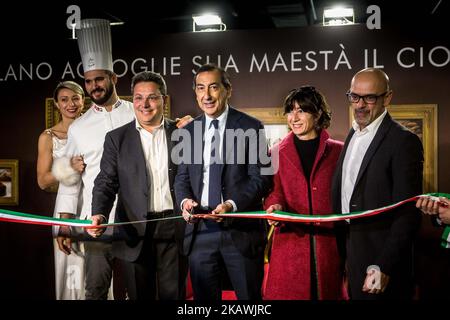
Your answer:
[266,204,283,226]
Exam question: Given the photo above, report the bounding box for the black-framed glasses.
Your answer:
[346,91,388,104]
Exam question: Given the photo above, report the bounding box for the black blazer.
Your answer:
[174,107,272,258]
[92,118,184,262]
[331,113,423,298]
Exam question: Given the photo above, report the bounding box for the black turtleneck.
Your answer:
[293,134,320,182]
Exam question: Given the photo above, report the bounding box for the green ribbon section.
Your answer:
[442,226,450,249]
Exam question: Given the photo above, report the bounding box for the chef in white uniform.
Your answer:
[55,18,134,300]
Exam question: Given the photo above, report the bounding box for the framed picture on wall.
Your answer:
[238,107,290,264]
[349,104,438,193]
[0,159,19,206]
[45,96,172,129]
[239,107,289,148]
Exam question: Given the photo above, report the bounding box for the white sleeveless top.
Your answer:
[45,129,67,159]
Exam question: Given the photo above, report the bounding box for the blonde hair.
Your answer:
[53,81,85,102]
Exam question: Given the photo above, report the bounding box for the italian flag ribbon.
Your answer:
[0,208,92,228]
[442,226,450,249]
[1,193,449,247]
[214,193,450,223]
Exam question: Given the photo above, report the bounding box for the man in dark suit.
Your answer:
[332,68,423,300]
[174,64,272,301]
[87,71,188,300]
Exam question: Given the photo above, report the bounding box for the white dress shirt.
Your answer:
[136,118,173,212]
[201,107,228,208]
[341,109,387,215]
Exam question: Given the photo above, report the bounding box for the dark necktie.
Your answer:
[208,119,222,209]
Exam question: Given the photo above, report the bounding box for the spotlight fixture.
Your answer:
[192,14,227,32]
[323,7,354,26]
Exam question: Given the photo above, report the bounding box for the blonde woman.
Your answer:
[37,81,86,299]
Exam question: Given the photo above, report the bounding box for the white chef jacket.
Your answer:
[54,99,135,223]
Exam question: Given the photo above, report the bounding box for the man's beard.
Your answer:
[90,83,114,106]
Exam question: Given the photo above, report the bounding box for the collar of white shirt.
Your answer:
[92,98,122,113]
[204,105,229,131]
[135,117,165,132]
[351,108,387,135]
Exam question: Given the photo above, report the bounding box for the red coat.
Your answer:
[263,130,345,300]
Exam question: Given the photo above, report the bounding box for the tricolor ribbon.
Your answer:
[212,193,450,223]
[1,193,449,247]
[442,226,450,249]
[0,208,181,229]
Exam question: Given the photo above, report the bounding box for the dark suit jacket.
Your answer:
[92,118,184,262]
[331,113,423,299]
[174,107,272,258]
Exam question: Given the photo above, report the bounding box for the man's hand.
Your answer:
[86,214,106,238]
[175,115,194,128]
[70,155,86,174]
[57,226,72,255]
[266,204,283,226]
[416,196,450,224]
[438,197,450,224]
[206,201,234,222]
[362,266,390,294]
[57,213,75,255]
[416,196,441,215]
[182,199,198,224]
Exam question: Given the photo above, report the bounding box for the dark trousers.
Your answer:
[189,219,264,301]
[120,215,188,300]
[84,240,114,300]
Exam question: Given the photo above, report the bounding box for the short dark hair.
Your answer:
[193,63,231,90]
[131,71,167,95]
[283,86,332,129]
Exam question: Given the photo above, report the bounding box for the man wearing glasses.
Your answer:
[332,68,423,299]
[87,71,188,300]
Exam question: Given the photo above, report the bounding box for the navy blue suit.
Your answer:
[174,107,272,300]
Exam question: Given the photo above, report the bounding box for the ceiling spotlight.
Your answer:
[192,14,227,32]
[323,7,354,26]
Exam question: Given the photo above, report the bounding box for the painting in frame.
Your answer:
[239,107,289,148]
[0,159,19,206]
[349,104,438,193]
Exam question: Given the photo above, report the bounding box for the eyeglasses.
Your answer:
[133,94,164,103]
[346,91,387,104]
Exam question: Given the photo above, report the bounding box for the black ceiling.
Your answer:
[70,0,448,32]
[1,0,448,46]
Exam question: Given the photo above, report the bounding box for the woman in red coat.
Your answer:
[264,86,345,300]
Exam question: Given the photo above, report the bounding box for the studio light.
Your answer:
[323,7,354,26]
[192,14,227,32]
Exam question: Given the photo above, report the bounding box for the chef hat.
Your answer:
[76,19,113,73]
